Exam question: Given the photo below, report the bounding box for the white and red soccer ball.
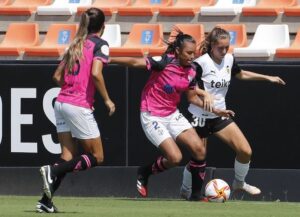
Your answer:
[205,179,231,202]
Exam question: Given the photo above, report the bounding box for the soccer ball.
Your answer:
[205,179,231,202]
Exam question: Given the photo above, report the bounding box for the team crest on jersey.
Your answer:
[226,65,230,74]
[163,84,174,94]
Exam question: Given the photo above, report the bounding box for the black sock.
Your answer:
[139,156,167,178]
[151,156,167,175]
[189,158,206,200]
[53,158,67,192]
[41,158,67,202]
[52,154,97,177]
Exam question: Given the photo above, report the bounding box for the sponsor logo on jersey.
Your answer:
[211,79,230,88]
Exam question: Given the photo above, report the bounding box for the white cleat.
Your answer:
[232,180,261,195]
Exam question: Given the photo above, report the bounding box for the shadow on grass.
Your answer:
[24,210,82,214]
[113,197,186,202]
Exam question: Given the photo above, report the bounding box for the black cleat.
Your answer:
[36,199,58,213]
[40,165,54,199]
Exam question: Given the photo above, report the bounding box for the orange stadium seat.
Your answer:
[159,0,215,16]
[110,24,164,57]
[242,0,297,16]
[0,0,11,6]
[117,0,173,16]
[169,24,204,45]
[0,0,52,15]
[217,24,247,53]
[77,0,131,16]
[276,29,300,58]
[284,5,300,16]
[0,23,39,56]
[25,24,78,57]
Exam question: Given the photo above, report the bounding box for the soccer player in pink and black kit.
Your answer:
[37,8,115,213]
[110,31,234,201]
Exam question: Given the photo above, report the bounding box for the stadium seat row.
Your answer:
[0,22,299,58]
[0,0,300,17]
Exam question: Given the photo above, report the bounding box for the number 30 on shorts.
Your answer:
[191,116,206,127]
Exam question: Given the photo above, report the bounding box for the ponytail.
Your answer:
[164,27,196,55]
[63,12,89,73]
[62,8,105,73]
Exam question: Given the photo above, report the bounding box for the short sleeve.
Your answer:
[189,78,196,90]
[192,62,204,89]
[232,57,241,77]
[93,39,110,65]
[146,54,172,72]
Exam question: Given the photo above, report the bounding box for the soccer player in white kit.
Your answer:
[180,27,286,199]
[37,8,115,213]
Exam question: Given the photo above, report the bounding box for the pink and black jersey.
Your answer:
[140,54,196,117]
[57,34,109,109]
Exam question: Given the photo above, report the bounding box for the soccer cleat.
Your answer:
[136,166,149,197]
[232,180,261,195]
[36,199,58,213]
[40,165,54,199]
[189,195,209,202]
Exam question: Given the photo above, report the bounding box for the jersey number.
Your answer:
[191,116,206,127]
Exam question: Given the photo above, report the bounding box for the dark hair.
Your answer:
[200,26,230,55]
[164,27,196,55]
[63,8,105,73]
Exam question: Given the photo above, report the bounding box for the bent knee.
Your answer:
[167,154,182,166]
[237,147,252,159]
[93,154,104,165]
[191,143,206,160]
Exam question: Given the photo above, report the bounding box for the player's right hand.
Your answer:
[213,108,235,118]
[105,99,115,116]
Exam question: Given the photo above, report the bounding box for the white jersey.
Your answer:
[188,53,240,119]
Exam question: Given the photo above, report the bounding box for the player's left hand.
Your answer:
[269,76,286,85]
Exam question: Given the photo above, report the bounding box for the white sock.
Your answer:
[234,159,250,182]
[181,166,192,191]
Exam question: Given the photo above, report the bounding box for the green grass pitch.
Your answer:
[0,196,300,217]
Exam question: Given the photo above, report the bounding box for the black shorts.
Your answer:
[186,112,234,138]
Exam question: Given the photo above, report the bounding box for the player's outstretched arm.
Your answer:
[109,57,147,68]
[236,70,286,85]
[186,89,234,118]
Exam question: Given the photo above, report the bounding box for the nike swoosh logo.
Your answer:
[42,204,54,212]
[37,203,54,213]
[46,166,53,184]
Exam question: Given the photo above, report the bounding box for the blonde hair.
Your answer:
[62,8,105,73]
